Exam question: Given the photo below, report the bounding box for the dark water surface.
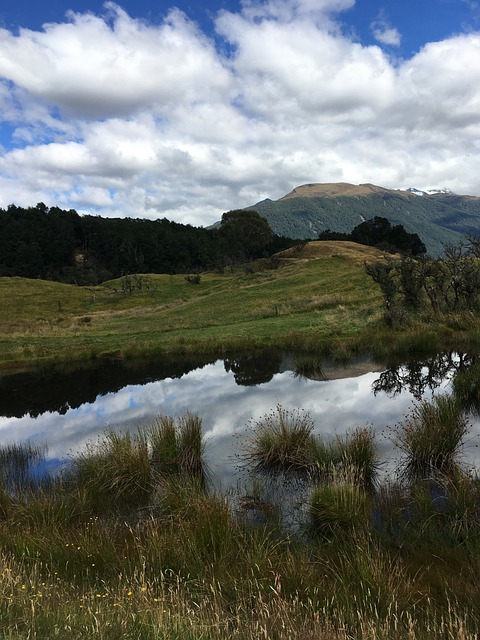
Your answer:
[1,350,479,488]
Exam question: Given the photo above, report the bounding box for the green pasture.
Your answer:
[0,243,384,370]
[3,240,480,372]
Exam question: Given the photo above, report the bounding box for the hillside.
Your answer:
[0,241,385,371]
[251,183,480,256]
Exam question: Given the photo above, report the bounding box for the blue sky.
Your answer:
[0,0,479,224]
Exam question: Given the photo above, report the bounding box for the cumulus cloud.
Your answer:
[0,0,479,224]
[370,12,401,47]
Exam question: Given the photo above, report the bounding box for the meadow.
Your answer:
[3,240,480,374]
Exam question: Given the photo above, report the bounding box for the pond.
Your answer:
[1,350,479,489]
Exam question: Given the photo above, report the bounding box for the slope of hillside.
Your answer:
[251,183,480,255]
[0,243,384,370]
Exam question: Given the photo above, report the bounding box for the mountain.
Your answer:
[249,182,480,256]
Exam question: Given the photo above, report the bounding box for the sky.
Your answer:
[1,0,480,226]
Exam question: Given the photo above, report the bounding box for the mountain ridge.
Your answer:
[249,182,480,256]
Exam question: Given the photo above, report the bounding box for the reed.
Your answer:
[0,441,47,492]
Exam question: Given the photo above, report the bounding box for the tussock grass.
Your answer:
[394,395,469,481]
[243,405,316,474]
[244,409,380,492]
[309,483,372,540]
[70,413,207,515]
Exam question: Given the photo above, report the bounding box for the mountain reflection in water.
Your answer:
[0,350,478,488]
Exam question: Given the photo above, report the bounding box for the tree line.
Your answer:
[318,216,427,256]
[0,204,295,284]
[365,240,480,326]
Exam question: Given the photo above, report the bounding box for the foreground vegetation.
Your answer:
[1,391,480,639]
[4,240,480,373]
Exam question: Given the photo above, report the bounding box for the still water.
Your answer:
[1,350,478,488]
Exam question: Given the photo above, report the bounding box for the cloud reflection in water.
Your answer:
[0,358,475,488]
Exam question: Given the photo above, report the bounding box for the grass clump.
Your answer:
[243,405,315,475]
[334,426,380,491]
[243,408,380,492]
[72,430,151,515]
[394,395,469,481]
[71,413,207,515]
[309,483,372,540]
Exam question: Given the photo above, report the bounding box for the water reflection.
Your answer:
[0,351,479,489]
[373,352,478,399]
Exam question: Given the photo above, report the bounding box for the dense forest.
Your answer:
[0,204,296,284]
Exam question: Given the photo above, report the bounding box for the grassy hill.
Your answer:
[251,183,480,256]
[0,241,387,371]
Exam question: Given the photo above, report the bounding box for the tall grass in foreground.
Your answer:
[2,405,480,638]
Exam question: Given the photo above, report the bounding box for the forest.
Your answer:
[0,204,294,284]
[1,206,427,285]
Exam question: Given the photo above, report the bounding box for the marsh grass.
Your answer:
[309,483,372,540]
[393,395,469,481]
[68,413,208,516]
[0,441,47,492]
[148,412,207,484]
[243,405,316,474]
[244,408,380,493]
[2,404,480,638]
[72,429,152,514]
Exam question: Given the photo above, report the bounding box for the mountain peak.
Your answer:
[406,187,455,197]
[280,182,405,200]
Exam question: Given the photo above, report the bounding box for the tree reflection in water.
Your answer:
[372,352,478,400]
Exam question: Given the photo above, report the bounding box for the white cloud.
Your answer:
[370,13,401,47]
[0,1,480,224]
